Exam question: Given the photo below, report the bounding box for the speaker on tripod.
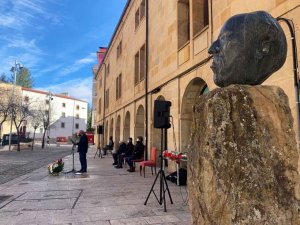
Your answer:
[94,125,104,158]
[144,100,173,212]
[153,100,171,129]
[97,125,103,134]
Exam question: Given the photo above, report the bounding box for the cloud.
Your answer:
[0,0,62,76]
[59,53,96,76]
[6,37,43,55]
[38,77,92,104]
[0,0,62,30]
[38,63,64,74]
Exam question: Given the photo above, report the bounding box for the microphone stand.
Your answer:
[64,140,76,174]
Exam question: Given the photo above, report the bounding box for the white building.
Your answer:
[22,87,88,140]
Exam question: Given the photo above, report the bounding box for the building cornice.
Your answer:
[21,87,88,103]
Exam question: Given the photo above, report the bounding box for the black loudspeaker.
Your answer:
[154,100,171,129]
[97,125,103,134]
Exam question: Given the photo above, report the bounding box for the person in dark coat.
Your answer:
[126,136,144,172]
[103,136,114,155]
[112,141,126,165]
[115,137,134,168]
[75,130,88,173]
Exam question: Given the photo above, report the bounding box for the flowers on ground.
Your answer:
[163,151,187,163]
[48,159,64,175]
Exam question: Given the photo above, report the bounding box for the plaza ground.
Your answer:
[0,145,191,225]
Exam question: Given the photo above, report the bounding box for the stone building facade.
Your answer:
[93,0,300,166]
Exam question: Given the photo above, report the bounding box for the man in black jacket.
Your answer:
[126,136,144,172]
[115,137,134,168]
[112,141,126,165]
[75,130,88,173]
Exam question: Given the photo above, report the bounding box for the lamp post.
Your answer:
[46,91,53,146]
[8,60,23,151]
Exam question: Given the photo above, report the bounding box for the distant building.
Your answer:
[22,87,88,140]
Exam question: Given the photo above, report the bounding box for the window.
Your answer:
[135,0,145,30]
[105,89,109,109]
[76,114,79,119]
[62,103,66,107]
[107,63,110,76]
[46,100,49,105]
[117,41,122,58]
[193,0,209,36]
[178,0,190,49]
[116,74,122,99]
[76,105,80,110]
[135,8,140,29]
[62,112,66,118]
[140,45,145,80]
[140,0,145,20]
[24,96,29,102]
[135,52,140,84]
[98,98,101,114]
[61,122,65,128]
[134,44,146,85]
[75,123,79,129]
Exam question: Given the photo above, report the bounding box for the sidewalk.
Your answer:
[0,146,192,225]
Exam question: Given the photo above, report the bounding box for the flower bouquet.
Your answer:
[48,159,64,175]
[163,151,188,164]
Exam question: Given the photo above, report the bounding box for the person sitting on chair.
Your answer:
[126,136,144,172]
[112,140,126,165]
[103,136,114,155]
[115,137,134,168]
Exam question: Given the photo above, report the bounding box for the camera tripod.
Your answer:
[144,128,173,212]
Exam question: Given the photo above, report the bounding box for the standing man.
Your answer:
[75,130,88,174]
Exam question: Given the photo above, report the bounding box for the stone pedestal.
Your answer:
[188,85,300,225]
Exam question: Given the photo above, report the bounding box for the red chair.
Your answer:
[139,147,157,177]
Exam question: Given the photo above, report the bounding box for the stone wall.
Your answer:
[188,85,300,225]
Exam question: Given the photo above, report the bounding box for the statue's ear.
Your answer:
[256,40,271,59]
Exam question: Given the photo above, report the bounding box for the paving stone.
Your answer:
[0,146,192,224]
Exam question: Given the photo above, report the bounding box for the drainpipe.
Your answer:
[102,62,107,148]
[145,0,149,160]
[277,17,300,152]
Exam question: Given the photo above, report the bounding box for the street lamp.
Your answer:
[46,91,53,146]
[8,60,23,151]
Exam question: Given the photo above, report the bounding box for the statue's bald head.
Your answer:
[209,11,287,87]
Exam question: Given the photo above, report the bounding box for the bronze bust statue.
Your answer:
[208,11,287,87]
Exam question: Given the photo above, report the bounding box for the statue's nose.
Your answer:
[208,41,220,54]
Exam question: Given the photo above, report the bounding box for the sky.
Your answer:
[0,0,128,103]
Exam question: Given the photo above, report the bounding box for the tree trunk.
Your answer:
[0,121,3,143]
[42,129,46,149]
[13,120,21,152]
[32,129,36,150]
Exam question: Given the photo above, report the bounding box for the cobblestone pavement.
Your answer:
[0,145,72,185]
[0,146,192,225]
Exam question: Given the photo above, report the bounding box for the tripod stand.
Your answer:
[144,128,173,212]
[94,133,103,158]
[64,144,76,174]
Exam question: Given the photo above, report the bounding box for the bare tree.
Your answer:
[37,102,56,149]
[0,85,13,140]
[29,109,43,150]
[10,95,33,151]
